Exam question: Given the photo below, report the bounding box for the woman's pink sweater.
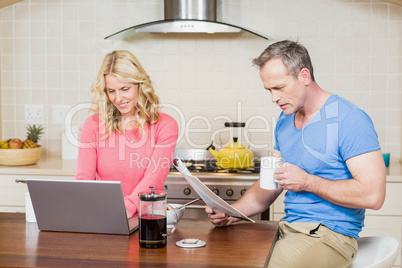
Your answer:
[75,113,179,216]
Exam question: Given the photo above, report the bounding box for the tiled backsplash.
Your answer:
[1,0,401,159]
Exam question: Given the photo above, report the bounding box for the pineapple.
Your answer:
[23,125,44,149]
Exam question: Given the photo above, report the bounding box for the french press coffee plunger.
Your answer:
[138,187,177,249]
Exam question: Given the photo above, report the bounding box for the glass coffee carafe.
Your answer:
[138,187,177,249]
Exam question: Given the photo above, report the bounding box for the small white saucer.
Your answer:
[176,238,206,248]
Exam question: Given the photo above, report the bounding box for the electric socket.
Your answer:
[52,105,71,125]
[25,105,44,125]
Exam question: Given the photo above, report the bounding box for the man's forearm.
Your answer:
[278,150,386,210]
[305,174,383,209]
[233,181,283,217]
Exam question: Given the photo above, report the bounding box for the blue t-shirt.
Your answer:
[274,94,380,238]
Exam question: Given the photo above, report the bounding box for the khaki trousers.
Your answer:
[267,221,358,268]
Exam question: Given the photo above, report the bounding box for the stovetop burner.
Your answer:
[170,159,260,174]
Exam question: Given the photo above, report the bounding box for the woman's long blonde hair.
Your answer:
[90,50,160,139]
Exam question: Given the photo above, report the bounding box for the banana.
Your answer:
[0,139,10,149]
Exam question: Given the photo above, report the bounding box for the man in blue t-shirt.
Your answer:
[205,40,386,268]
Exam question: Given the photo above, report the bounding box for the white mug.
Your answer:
[25,192,37,223]
[260,156,282,190]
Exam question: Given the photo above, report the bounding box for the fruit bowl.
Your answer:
[0,146,42,166]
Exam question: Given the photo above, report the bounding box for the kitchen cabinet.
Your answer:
[0,175,74,213]
[0,155,76,213]
[269,163,402,267]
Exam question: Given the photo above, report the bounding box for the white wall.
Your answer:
[1,0,401,159]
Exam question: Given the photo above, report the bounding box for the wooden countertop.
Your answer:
[0,155,401,182]
[0,213,279,267]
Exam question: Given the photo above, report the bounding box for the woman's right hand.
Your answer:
[205,206,237,227]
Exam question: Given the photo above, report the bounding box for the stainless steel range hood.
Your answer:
[105,0,268,40]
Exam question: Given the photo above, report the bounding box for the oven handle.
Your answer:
[185,205,207,209]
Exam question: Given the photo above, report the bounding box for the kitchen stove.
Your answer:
[168,159,260,174]
[165,149,268,221]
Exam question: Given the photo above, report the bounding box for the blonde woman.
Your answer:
[75,50,179,218]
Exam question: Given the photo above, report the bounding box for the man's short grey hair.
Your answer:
[252,40,315,82]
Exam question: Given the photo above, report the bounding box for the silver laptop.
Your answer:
[26,179,139,235]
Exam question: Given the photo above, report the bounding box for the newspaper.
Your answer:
[173,158,255,223]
